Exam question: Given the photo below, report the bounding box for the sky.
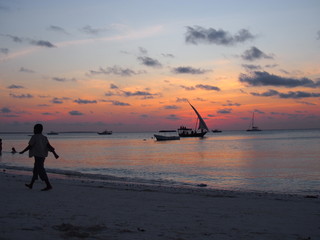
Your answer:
[0,0,320,132]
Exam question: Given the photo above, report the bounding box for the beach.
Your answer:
[0,171,319,240]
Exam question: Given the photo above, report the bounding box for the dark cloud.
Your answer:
[254,109,265,114]
[265,64,278,68]
[122,90,157,99]
[241,46,273,61]
[52,77,76,82]
[9,93,33,99]
[239,71,320,88]
[7,84,24,89]
[19,67,34,73]
[164,105,179,110]
[105,86,159,99]
[74,98,97,104]
[180,84,220,91]
[185,26,255,46]
[80,25,107,35]
[89,65,143,77]
[242,64,262,71]
[222,100,241,106]
[69,110,84,116]
[217,108,232,114]
[251,89,320,99]
[1,107,11,113]
[172,66,210,74]
[138,47,148,55]
[180,85,196,91]
[110,83,118,89]
[30,40,56,48]
[0,48,9,55]
[196,84,220,91]
[47,25,68,34]
[176,98,188,102]
[161,53,174,58]
[108,100,130,106]
[279,91,320,99]
[104,91,116,96]
[51,97,70,104]
[137,56,162,68]
[194,97,206,102]
[51,98,63,104]
[4,34,56,48]
[166,114,180,120]
[5,34,23,43]
[42,112,54,116]
[251,89,279,97]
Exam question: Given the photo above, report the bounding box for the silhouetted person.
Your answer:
[20,124,59,191]
[11,147,17,154]
[0,138,2,155]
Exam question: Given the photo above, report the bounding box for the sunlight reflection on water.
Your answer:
[1,130,319,194]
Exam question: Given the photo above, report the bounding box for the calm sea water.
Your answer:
[1,129,319,195]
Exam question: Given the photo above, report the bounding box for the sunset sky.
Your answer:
[1,0,320,132]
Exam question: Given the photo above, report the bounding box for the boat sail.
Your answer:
[246,111,262,132]
[178,101,209,137]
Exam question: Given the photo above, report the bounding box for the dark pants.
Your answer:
[32,156,49,182]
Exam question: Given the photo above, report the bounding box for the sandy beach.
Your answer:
[0,171,319,240]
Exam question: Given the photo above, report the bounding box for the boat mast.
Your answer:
[252,111,255,128]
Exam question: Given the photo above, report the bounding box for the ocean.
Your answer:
[1,129,319,195]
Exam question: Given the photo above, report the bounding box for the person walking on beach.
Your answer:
[20,124,59,191]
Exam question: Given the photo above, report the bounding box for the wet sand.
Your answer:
[0,171,319,240]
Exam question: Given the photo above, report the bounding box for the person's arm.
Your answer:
[20,145,31,154]
[47,142,59,159]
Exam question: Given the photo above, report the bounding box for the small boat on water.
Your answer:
[154,130,180,141]
[97,130,112,135]
[47,131,59,135]
[177,101,209,137]
[212,129,222,133]
[246,111,262,132]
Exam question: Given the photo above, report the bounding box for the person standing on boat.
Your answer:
[20,124,59,191]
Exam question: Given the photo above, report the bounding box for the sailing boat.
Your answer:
[246,111,262,132]
[178,101,209,137]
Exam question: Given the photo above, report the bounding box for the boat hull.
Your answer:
[154,134,180,141]
[212,129,222,133]
[178,131,207,138]
[98,131,112,135]
[246,129,262,132]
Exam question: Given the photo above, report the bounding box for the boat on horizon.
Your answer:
[97,130,112,135]
[154,130,180,141]
[246,111,262,132]
[47,131,59,135]
[178,101,209,137]
[212,129,222,133]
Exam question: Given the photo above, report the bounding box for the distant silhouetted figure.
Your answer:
[0,138,2,155]
[11,147,17,154]
[20,124,59,191]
